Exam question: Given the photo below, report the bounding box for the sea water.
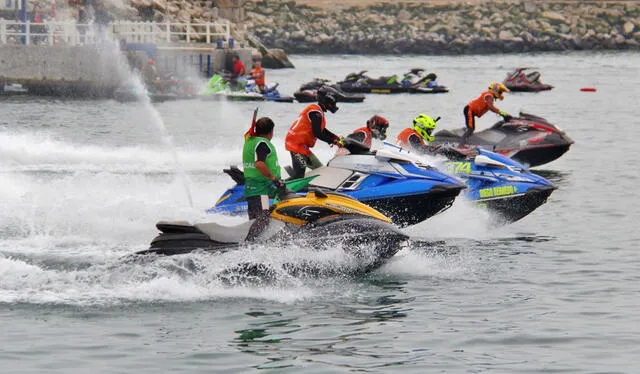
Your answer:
[1,51,639,373]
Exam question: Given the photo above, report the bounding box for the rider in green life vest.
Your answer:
[242,117,285,220]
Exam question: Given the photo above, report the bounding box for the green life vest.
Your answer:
[243,136,281,197]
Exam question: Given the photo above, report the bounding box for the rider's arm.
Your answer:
[310,111,339,144]
[254,141,278,181]
[408,133,432,154]
[484,94,501,114]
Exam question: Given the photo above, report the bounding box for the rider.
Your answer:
[249,59,266,93]
[395,114,439,154]
[285,86,344,179]
[230,54,246,89]
[142,58,163,92]
[461,82,511,146]
[345,115,389,148]
[243,117,284,220]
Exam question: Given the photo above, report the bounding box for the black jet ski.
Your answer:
[137,191,408,273]
[503,67,554,92]
[432,112,573,168]
[336,69,449,94]
[293,78,365,103]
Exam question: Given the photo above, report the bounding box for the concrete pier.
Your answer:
[0,43,255,97]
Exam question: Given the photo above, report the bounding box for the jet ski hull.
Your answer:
[208,183,463,228]
[348,184,464,227]
[505,84,554,92]
[337,83,449,94]
[441,148,556,223]
[503,143,572,168]
[480,185,555,223]
[293,91,365,103]
[137,216,408,274]
[433,113,573,168]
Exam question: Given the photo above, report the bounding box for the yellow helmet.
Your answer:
[412,114,437,143]
[488,82,510,100]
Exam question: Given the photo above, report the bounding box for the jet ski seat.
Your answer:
[367,76,399,86]
[525,71,541,82]
[195,220,256,243]
[224,166,245,185]
[434,129,464,138]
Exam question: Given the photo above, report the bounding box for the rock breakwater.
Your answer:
[244,1,640,54]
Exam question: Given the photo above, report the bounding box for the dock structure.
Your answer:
[0,19,255,97]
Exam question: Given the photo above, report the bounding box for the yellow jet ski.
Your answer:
[137,191,408,272]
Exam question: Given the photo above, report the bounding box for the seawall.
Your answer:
[245,0,640,54]
[0,43,255,97]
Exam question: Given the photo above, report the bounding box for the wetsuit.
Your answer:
[285,104,339,179]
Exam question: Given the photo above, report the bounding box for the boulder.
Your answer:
[541,11,566,24]
[262,48,295,69]
[498,30,516,41]
[397,9,411,22]
[524,2,537,14]
[623,21,635,35]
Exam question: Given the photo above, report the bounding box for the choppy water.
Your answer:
[1,51,639,373]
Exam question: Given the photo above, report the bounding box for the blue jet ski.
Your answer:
[245,81,295,103]
[386,143,556,223]
[207,141,466,227]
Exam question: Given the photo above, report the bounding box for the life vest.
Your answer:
[352,127,372,148]
[285,104,325,156]
[251,67,265,86]
[467,90,494,117]
[396,128,424,151]
[243,136,281,197]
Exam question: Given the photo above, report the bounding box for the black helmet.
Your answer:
[317,86,339,113]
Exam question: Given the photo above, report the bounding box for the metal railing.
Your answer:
[0,19,232,45]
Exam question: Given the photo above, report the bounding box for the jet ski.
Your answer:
[336,69,449,94]
[293,79,366,103]
[388,143,555,224]
[137,191,408,274]
[208,141,466,227]
[245,81,295,103]
[432,112,573,168]
[503,67,554,92]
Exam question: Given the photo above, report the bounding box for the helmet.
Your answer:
[412,114,437,143]
[366,115,389,140]
[488,82,509,100]
[147,58,155,65]
[317,86,339,113]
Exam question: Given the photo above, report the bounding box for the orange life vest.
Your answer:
[396,128,424,150]
[352,127,372,148]
[467,90,494,117]
[335,126,372,156]
[285,104,326,156]
[251,67,265,86]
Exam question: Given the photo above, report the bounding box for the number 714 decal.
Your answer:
[444,161,472,174]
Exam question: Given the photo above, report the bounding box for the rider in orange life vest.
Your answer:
[285,86,345,179]
[461,82,512,146]
[346,115,390,148]
[396,114,440,154]
[249,60,266,93]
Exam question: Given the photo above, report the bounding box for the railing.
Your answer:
[0,19,232,46]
